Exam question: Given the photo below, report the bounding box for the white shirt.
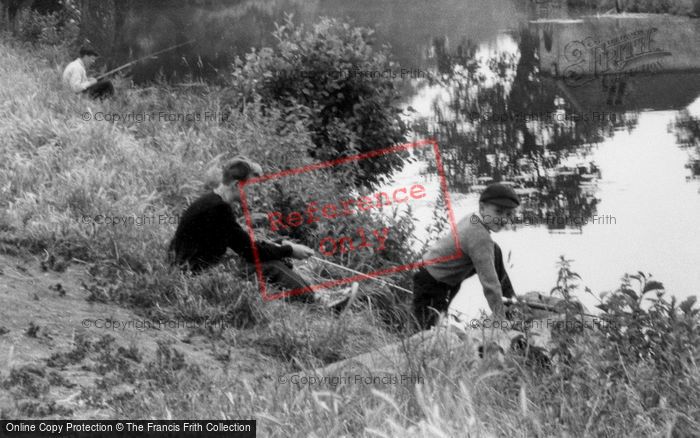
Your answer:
[62,58,92,93]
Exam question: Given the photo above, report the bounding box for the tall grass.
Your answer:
[0,34,315,286]
[0,30,404,373]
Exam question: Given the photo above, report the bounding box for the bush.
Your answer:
[596,273,700,376]
[255,169,420,332]
[228,15,410,188]
[523,263,700,436]
[16,9,79,46]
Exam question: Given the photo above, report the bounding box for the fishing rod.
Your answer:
[310,256,608,320]
[504,298,608,320]
[450,302,606,327]
[310,256,414,295]
[95,40,196,81]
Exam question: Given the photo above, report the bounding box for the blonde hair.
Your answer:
[221,156,253,185]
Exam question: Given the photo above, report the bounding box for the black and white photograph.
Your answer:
[1,0,700,436]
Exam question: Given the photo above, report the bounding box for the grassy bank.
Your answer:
[1,34,700,437]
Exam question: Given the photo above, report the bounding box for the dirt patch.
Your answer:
[0,253,263,419]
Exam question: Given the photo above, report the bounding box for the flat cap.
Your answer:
[479,183,520,208]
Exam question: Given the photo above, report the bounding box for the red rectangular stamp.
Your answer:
[238,139,462,301]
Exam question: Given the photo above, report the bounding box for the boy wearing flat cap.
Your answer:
[413,183,519,328]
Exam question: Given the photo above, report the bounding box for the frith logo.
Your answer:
[563,27,672,86]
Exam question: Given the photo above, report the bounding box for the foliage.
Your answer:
[597,272,700,376]
[542,261,700,436]
[672,111,700,179]
[228,15,410,188]
[418,190,449,255]
[259,173,420,332]
[15,6,79,46]
[541,256,590,365]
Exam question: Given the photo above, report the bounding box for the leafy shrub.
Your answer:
[532,256,591,366]
[522,261,700,435]
[259,174,420,332]
[596,273,700,376]
[228,15,410,188]
[492,260,700,436]
[17,9,79,45]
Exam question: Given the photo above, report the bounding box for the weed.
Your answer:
[16,400,73,417]
[47,371,76,388]
[2,364,49,398]
[25,321,40,338]
[46,332,92,369]
[49,282,66,296]
[143,341,201,386]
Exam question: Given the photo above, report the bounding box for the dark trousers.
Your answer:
[176,254,313,302]
[256,260,313,303]
[83,79,114,100]
[412,243,515,329]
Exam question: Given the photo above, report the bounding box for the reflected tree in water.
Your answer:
[414,27,638,231]
[671,110,700,180]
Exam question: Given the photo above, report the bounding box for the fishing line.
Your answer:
[310,256,413,294]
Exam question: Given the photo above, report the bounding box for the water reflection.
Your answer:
[94,0,317,83]
[671,110,700,180]
[528,0,568,20]
[89,0,519,83]
[412,28,638,231]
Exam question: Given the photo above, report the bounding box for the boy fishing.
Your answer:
[413,183,519,328]
[168,156,354,308]
[168,157,315,297]
[62,47,114,100]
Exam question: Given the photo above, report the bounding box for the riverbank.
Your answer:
[2,36,700,437]
[0,35,406,429]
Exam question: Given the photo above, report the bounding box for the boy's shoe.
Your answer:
[316,282,359,313]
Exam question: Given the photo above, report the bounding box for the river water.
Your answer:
[113,0,700,309]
